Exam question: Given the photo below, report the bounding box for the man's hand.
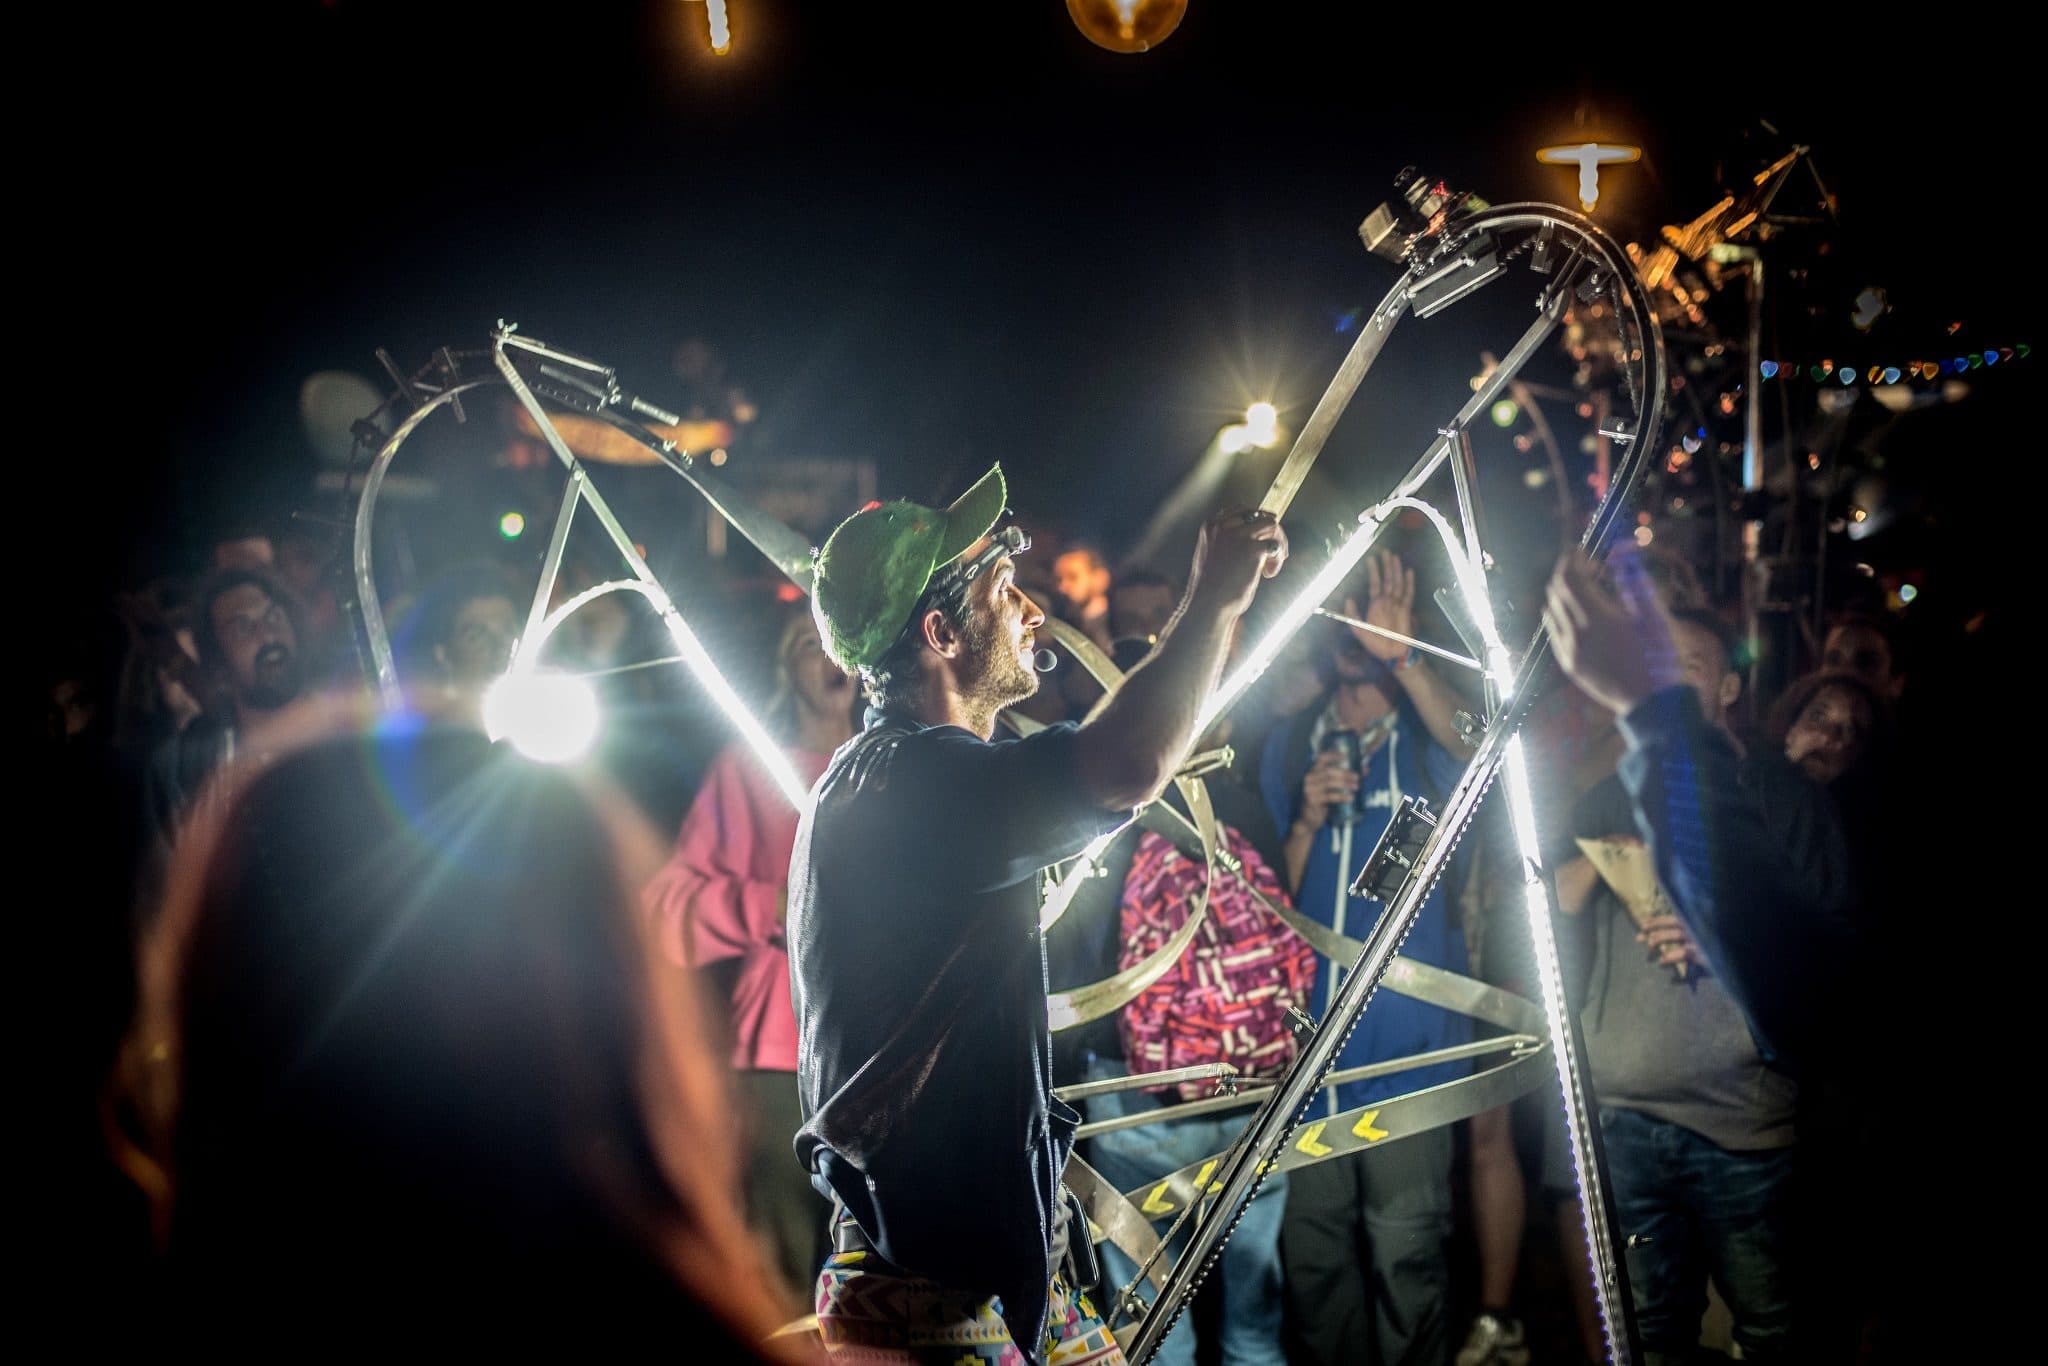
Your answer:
[1345,550,1414,662]
[1543,546,1680,716]
[1190,508,1288,618]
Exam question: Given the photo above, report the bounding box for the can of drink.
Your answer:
[1321,728,1364,827]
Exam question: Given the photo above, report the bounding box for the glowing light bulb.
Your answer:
[484,670,602,764]
[1490,398,1518,427]
[1066,0,1187,52]
[1218,424,1251,455]
[1245,402,1280,447]
[498,511,526,539]
[1535,142,1642,212]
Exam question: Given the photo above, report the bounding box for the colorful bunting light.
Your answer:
[1754,342,2028,384]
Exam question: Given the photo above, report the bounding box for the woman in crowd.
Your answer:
[118,700,800,1351]
[645,611,858,1305]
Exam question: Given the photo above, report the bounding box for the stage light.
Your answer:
[1218,424,1252,454]
[484,669,601,764]
[1066,0,1187,52]
[498,511,526,539]
[1522,467,1547,487]
[710,447,729,465]
[1245,402,1280,447]
[1490,398,1518,427]
[1899,584,1919,604]
[1633,525,1654,546]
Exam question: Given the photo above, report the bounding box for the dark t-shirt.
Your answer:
[788,709,1125,1351]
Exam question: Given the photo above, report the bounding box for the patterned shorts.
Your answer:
[814,1248,1126,1366]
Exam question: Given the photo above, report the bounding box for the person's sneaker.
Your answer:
[1455,1311,1531,1366]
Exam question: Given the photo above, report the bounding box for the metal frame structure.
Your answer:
[342,191,1665,1364]
[1107,200,1667,1366]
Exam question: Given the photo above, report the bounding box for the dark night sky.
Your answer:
[50,3,2035,628]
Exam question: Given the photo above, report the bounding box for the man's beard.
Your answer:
[960,607,1038,713]
[243,649,304,710]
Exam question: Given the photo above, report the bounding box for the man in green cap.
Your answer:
[789,463,1286,1365]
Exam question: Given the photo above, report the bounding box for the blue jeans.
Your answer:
[1599,1107,1797,1362]
[1081,1056,1288,1366]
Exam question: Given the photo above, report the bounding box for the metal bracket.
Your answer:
[1347,796,1440,903]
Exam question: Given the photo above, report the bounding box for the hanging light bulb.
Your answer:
[1066,0,1188,52]
[1535,142,1642,212]
[680,0,731,55]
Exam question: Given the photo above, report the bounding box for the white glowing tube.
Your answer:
[1380,495,1515,697]
[1198,507,1394,735]
[518,578,811,808]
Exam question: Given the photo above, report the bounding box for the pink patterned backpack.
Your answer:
[1116,827,1316,1101]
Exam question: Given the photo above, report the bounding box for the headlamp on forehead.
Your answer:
[940,523,1031,603]
[873,524,1032,671]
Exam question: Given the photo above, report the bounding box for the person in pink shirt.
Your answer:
[647,610,858,1305]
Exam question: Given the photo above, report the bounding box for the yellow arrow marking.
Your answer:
[1140,1182,1177,1216]
[1352,1110,1389,1142]
[1194,1159,1221,1194]
[1296,1122,1333,1157]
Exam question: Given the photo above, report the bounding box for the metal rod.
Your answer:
[1054,1063,1245,1103]
[1446,427,1497,714]
[1259,285,1413,518]
[491,334,811,806]
[1311,609,1481,671]
[1071,1036,1530,1139]
[351,378,503,706]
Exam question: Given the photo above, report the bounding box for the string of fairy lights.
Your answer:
[1758,342,2028,386]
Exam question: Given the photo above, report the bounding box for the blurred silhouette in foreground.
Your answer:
[118,704,804,1351]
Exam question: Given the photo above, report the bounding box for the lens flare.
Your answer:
[483,670,601,764]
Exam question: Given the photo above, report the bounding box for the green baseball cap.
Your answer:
[811,463,1009,672]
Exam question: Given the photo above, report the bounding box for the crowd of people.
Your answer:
[34,447,1979,1364]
